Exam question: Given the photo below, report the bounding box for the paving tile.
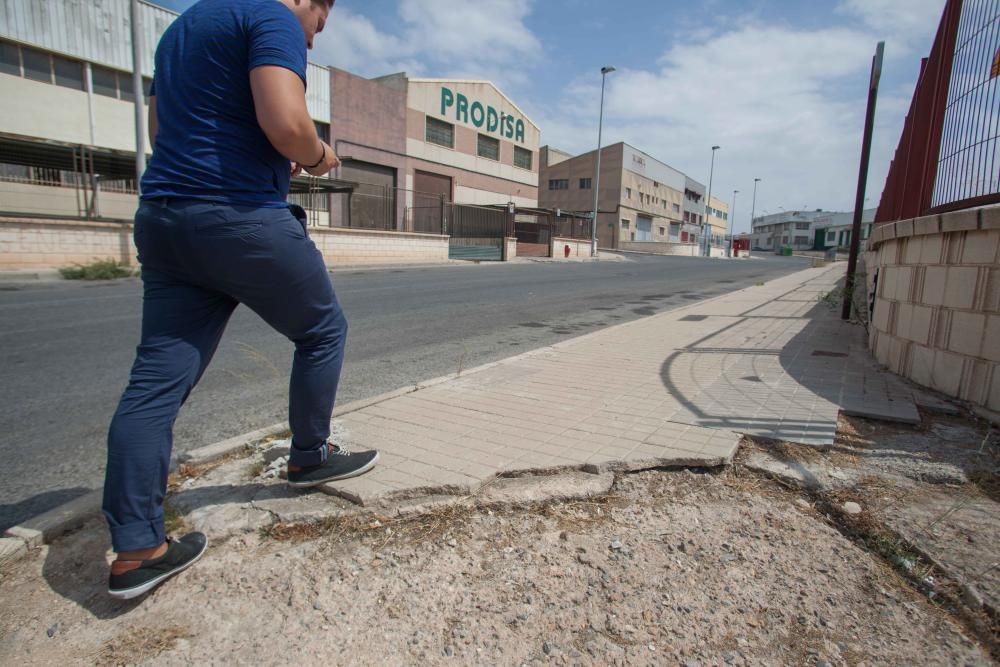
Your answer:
[320,266,911,505]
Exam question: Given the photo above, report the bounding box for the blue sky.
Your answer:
[153,0,947,233]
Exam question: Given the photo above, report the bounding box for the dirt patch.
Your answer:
[0,470,990,665]
[94,624,191,666]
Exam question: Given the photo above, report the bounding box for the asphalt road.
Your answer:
[0,253,810,529]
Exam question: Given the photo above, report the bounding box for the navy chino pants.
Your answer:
[103,198,347,553]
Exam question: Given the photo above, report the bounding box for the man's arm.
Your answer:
[249,66,339,176]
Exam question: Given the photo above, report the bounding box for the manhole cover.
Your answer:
[680,315,708,322]
[812,350,849,358]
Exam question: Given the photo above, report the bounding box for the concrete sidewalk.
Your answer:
[317,263,918,507]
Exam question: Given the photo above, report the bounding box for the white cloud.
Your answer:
[314,0,541,91]
[531,6,947,233]
[838,0,947,49]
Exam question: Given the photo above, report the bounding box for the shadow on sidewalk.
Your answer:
[658,275,915,446]
[39,481,311,618]
[0,487,92,534]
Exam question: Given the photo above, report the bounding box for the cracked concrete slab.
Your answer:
[476,471,615,505]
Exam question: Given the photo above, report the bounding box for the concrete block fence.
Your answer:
[0,216,450,270]
[865,204,1000,410]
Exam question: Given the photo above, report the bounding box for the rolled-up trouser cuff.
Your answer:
[105,513,166,553]
[288,439,328,467]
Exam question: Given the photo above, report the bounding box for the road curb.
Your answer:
[1,264,837,567]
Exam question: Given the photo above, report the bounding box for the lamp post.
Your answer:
[591,66,615,257]
[130,0,146,190]
[727,189,739,257]
[749,177,761,247]
[703,145,720,257]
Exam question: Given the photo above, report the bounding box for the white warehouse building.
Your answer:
[0,0,332,222]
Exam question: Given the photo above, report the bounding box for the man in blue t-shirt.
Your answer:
[103,0,379,600]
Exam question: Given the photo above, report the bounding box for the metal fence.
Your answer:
[876,0,1000,222]
[933,0,1000,208]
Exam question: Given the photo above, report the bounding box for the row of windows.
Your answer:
[1,39,152,102]
[425,116,533,170]
[623,186,683,213]
[548,178,592,190]
[706,206,729,221]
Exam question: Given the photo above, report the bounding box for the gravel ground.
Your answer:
[0,468,991,666]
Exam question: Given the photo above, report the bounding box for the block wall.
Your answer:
[866,204,1000,409]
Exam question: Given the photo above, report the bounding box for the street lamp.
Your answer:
[727,189,739,257]
[703,145,720,257]
[749,177,761,240]
[591,66,615,257]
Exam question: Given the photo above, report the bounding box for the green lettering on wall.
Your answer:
[471,102,485,128]
[515,119,525,143]
[456,94,469,123]
[486,106,499,132]
[440,87,454,115]
[503,114,514,138]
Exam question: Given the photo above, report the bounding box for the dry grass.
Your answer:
[93,624,191,666]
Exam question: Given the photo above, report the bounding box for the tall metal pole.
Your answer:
[591,66,615,257]
[749,177,761,248]
[130,0,147,190]
[704,145,719,256]
[727,190,739,257]
[842,42,885,321]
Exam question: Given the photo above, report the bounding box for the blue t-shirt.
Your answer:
[141,0,307,207]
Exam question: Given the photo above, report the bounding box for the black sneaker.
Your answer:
[108,532,208,600]
[287,443,379,488]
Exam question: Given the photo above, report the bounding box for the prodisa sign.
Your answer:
[440,87,526,144]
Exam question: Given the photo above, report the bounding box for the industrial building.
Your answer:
[750,208,875,251]
[329,68,540,232]
[0,0,333,224]
[0,0,545,267]
[538,142,718,251]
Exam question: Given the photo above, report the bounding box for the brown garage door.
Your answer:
[340,160,396,230]
[410,170,452,233]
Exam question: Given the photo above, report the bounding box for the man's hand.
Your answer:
[304,141,341,176]
[291,162,303,177]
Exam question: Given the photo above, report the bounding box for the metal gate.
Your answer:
[514,212,552,257]
[448,204,507,261]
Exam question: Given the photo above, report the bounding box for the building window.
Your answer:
[621,219,630,229]
[425,116,455,148]
[659,226,665,235]
[21,46,51,83]
[794,235,810,245]
[477,133,500,161]
[92,66,119,98]
[548,179,568,190]
[683,212,690,223]
[513,146,532,170]
[579,178,592,189]
[795,222,810,230]
[314,121,330,142]
[672,203,680,213]
[0,41,20,76]
[625,187,631,199]
[52,55,84,91]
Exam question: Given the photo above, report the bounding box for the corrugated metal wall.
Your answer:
[0,0,330,122]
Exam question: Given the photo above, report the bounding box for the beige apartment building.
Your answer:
[539,142,705,249]
[705,195,730,247]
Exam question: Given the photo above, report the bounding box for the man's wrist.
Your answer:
[302,143,325,169]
